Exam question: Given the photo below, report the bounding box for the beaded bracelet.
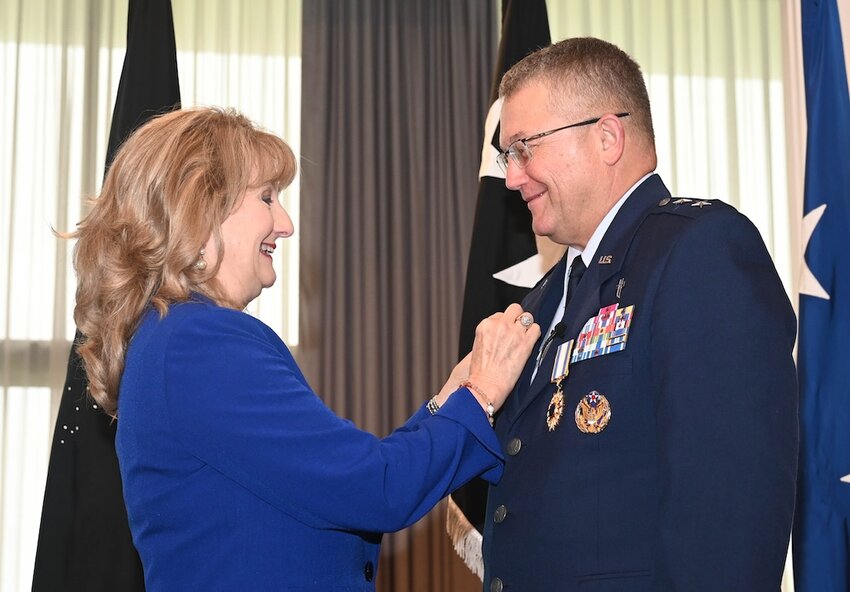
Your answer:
[426,396,441,415]
[459,380,495,426]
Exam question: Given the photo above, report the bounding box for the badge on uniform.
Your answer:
[547,340,573,431]
[575,390,612,433]
[544,304,633,432]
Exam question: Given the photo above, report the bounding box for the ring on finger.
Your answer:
[517,312,534,328]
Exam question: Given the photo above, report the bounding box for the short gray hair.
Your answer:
[499,37,655,147]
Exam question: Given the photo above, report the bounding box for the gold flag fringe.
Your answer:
[446,496,484,580]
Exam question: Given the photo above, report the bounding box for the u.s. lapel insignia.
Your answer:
[575,391,611,434]
[598,255,613,264]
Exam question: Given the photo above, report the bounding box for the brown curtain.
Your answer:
[299,1,497,590]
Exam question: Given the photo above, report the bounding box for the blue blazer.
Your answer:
[116,296,503,591]
[483,175,798,591]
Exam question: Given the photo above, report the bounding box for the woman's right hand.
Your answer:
[465,303,541,415]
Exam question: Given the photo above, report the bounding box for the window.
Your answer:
[0,1,301,588]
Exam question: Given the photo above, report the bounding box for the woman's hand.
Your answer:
[434,353,471,407]
[465,303,540,415]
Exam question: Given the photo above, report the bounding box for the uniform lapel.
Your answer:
[497,254,568,426]
[563,174,670,340]
[498,174,672,430]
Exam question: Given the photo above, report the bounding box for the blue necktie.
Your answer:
[533,255,587,378]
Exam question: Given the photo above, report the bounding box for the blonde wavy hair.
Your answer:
[71,107,297,417]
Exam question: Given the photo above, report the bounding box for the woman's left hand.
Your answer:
[434,353,471,407]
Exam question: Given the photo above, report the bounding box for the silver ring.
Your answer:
[518,312,534,327]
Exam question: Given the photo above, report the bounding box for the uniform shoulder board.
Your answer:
[652,197,734,218]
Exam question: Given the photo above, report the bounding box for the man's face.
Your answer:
[499,80,602,249]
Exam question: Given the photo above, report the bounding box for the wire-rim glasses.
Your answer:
[496,112,630,173]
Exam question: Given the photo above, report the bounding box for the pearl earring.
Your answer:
[194,248,207,270]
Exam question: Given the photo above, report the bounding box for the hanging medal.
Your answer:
[547,340,574,431]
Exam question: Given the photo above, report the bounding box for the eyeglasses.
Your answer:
[496,112,630,173]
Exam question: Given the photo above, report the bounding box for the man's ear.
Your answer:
[598,113,626,166]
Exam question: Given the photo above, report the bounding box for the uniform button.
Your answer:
[506,437,522,456]
[364,560,374,582]
[493,504,507,523]
[490,577,504,592]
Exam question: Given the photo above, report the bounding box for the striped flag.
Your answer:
[793,0,850,590]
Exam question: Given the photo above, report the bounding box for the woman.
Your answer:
[70,107,539,590]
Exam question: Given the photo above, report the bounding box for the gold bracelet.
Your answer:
[459,380,495,426]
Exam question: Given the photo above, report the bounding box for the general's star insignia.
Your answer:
[691,200,711,208]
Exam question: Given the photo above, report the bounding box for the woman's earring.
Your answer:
[194,248,207,270]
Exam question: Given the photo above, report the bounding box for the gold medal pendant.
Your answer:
[575,391,612,434]
[546,381,566,431]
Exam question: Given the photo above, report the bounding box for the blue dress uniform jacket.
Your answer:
[116,295,503,591]
[483,175,798,591]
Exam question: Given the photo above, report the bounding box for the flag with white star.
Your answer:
[456,0,555,361]
[793,1,850,589]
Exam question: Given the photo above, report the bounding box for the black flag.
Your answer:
[32,1,180,590]
[448,0,551,579]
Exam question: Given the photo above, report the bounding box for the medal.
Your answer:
[575,391,612,434]
[546,340,574,431]
[547,382,565,431]
[550,340,574,383]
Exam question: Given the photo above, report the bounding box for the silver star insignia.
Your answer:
[672,198,692,205]
[691,200,711,208]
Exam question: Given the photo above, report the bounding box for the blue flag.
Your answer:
[793,1,850,590]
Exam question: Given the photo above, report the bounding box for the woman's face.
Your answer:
[207,183,294,309]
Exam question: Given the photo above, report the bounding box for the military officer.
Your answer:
[482,37,798,592]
